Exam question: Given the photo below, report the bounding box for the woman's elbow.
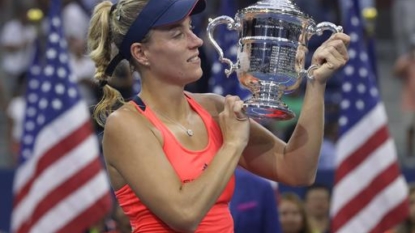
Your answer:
[170,224,198,233]
[286,173,316,187]
[302,174,317,186]
[303,172,317,186]
[170,220,199,233]
[167,208,201,233]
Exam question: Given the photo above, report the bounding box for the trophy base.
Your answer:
[244,100,295,121]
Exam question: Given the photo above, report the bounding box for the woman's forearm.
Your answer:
[166,142,244,231]
[284,80,326,184]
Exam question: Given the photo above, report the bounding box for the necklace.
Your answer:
[153,109,194,137]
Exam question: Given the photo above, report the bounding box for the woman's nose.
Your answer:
[189,31,203,48]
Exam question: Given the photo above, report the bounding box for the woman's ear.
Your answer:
[131,43,149,66]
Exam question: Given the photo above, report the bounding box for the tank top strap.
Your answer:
[129,95,166,134]
[184,93,215,126]
[130,95,146,112]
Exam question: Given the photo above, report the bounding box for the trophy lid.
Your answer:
[240,0,311,21]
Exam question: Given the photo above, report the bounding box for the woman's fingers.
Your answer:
[224,95,247,120]
[310,33,350,81]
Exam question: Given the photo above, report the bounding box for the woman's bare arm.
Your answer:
[237,33,350,186]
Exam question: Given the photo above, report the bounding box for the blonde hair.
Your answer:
[87,0,149,126]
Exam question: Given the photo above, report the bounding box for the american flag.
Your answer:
[11,0,112,232]
[208,0,251,99]
[330,0,409,232]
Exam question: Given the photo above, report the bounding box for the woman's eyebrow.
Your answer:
[157,23,184,31]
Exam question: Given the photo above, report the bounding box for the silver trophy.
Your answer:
[207,0,343,120]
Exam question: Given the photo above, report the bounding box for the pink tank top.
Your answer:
[114,94,235,232]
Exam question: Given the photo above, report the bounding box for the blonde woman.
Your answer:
[87,0,350,231]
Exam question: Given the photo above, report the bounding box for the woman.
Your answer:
[87,0,350,232]
[279,192,314,233]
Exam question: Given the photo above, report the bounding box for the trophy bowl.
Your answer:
[207,0,343,121]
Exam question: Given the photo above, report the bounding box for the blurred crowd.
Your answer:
[0,0,414,232]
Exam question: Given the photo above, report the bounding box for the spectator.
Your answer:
[393,36,415,157]
[230,167,282,233]
[279,192,313,233]
[304,184,331,233]
[63,0,90,43]
[62,0,96,84]
[0,5,37,97]
[6,72,27,166]
[392,0,415,56]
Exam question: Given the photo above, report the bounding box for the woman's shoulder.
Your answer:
[106,103,138,122]
[104,103,154,138]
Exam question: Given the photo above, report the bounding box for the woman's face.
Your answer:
[141,17,203,84]
[279,200,304,233]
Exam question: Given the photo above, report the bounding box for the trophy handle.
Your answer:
[304,22,344,80]
[207,16,240,77]
[312,22,343,36]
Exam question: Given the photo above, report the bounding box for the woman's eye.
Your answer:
[173,31,183,38]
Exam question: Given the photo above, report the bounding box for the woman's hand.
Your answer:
[218,95,250,149]
[311,33,350,84]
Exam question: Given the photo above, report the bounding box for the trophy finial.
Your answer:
[247,0,309,20]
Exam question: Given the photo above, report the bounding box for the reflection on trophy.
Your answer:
[207,0,343,120]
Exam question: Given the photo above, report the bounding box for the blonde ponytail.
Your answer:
[87,0,148,126]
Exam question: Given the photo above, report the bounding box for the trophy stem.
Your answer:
[244,81,295,121]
